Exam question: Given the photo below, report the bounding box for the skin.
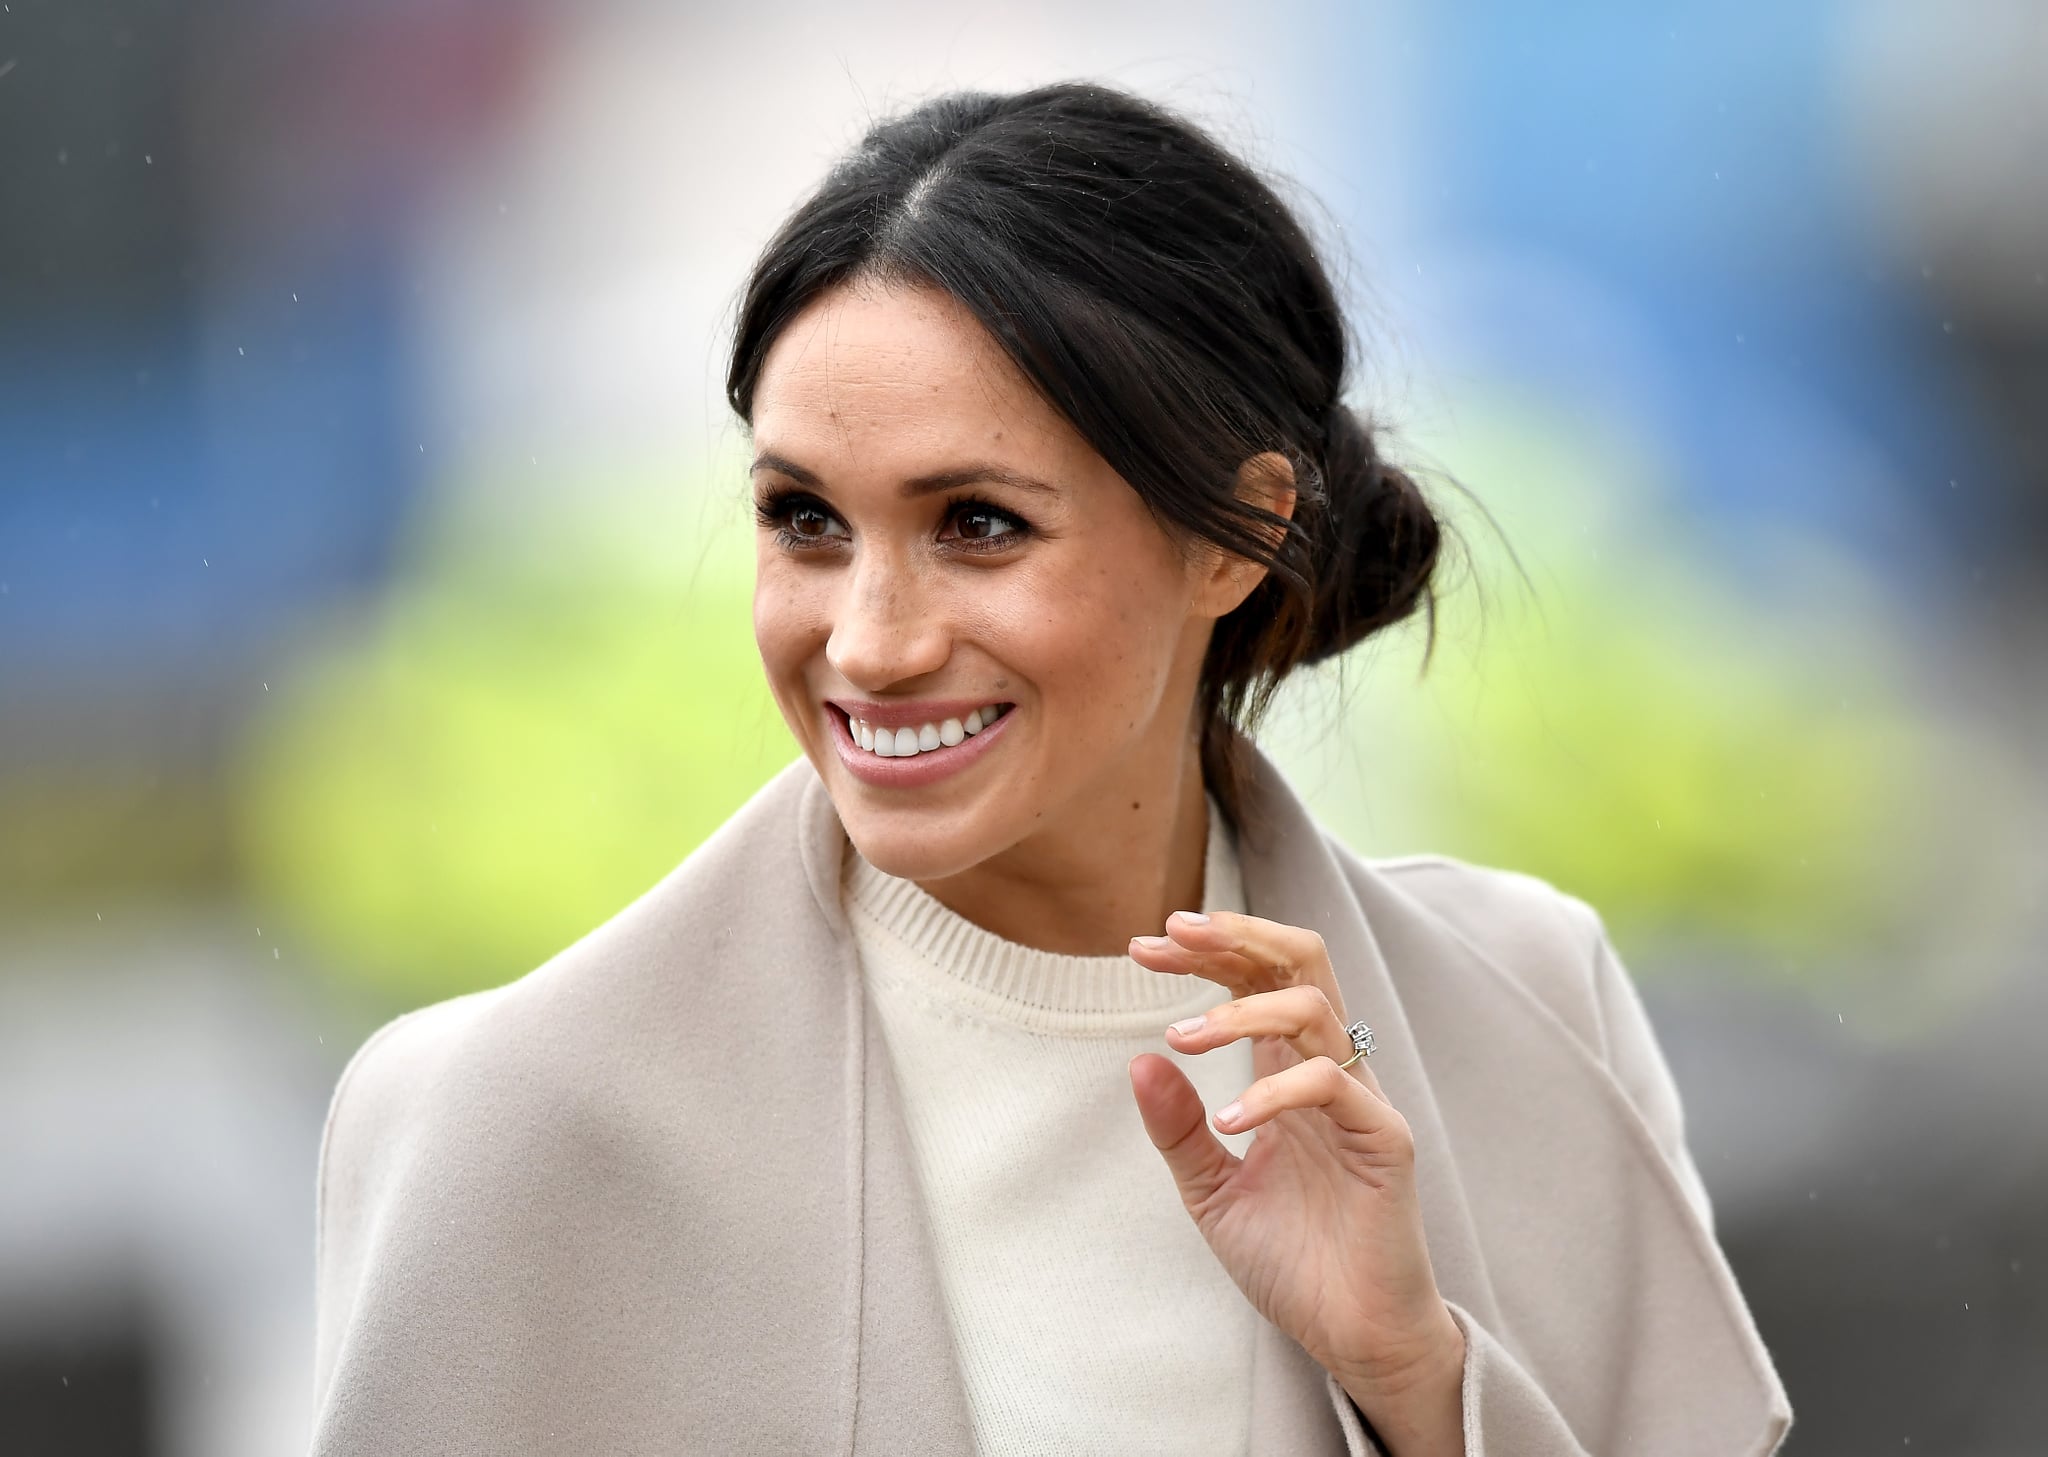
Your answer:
[748,275,1465,1454]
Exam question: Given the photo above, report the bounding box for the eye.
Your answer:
[755,489,850,548]
[940,500,1028,548]
[786,502,847,539]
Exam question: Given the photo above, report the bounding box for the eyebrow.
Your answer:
[749,451,1058,498]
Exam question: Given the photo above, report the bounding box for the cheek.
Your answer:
[751,558,829,694]
[985,550,1191,709]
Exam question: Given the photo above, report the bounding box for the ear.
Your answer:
[1191,451,1298,620]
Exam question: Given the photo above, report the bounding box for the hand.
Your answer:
[1128,910,1466,1455]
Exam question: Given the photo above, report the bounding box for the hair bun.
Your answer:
[1302,405,1441,664]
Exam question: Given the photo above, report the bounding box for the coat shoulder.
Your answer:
[1339,845,1615,1061]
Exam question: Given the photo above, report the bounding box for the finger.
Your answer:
[1214,1056,1412,1163]
[1152,911,1345,1011]
[1129,1053,1238,1213]
[1165,983,1352,1066]
[1126,933,1266,986]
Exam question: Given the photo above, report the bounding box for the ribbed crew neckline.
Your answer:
[842,799,1244,1035]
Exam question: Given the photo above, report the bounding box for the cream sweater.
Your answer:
[843,807,1257,1457]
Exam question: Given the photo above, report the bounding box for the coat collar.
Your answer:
[771,745,1781,1454]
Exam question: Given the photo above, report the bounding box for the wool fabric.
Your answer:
[844,802,1258,1456]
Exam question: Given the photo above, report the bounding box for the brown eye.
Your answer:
[789,503,836,538]
[947,505,1023,543]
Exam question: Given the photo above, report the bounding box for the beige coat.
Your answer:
[311,747,1792,1455]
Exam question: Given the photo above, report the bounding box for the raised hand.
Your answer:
[1127,910,1466,1456]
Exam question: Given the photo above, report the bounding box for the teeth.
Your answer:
[848,704,1007,758]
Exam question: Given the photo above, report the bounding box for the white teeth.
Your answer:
[850,705,1007,758]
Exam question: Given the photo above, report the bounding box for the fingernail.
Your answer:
[1215,1100,1243,1129]
[1171,910,1210,925]
[1131,935,1170,951]
[1169,1015,1206,1037]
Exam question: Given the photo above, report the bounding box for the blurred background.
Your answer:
[3,0,2043,1451]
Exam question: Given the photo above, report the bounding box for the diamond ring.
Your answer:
[1336,1019,1376,1071]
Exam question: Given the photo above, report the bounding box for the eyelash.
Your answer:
[753,488,1033,555]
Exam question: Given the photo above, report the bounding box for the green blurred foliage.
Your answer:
[233,469,796,1010]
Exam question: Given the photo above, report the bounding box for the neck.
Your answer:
[913,728,1211,956]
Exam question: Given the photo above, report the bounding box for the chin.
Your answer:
[826,780,1020,883]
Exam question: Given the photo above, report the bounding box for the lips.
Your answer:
[845,702,1012,757]
[824,698,1015,787]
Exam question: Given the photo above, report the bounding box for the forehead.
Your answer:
[749,279,1080,467]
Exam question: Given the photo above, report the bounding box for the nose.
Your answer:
[824,548,952,691]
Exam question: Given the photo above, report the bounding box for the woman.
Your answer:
[311,83,1791,1455]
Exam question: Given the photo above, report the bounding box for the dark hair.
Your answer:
[727,81,1445,826]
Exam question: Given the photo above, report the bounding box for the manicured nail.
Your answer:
[1131,935,1170,951]
[1169,1016,1206,1037]
[1171,910,1210,925]
[1215,1100,1244,1129]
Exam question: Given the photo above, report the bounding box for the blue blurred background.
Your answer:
[3,2,2043,1451]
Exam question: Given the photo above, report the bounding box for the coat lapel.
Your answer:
[795,770,977,1452]
[1231,751,1503,1331]
[1235,747,1785,1454]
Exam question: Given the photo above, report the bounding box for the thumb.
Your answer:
[1129,1052,1237,1215]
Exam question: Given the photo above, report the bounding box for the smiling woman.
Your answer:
[309,82,1792,1457]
